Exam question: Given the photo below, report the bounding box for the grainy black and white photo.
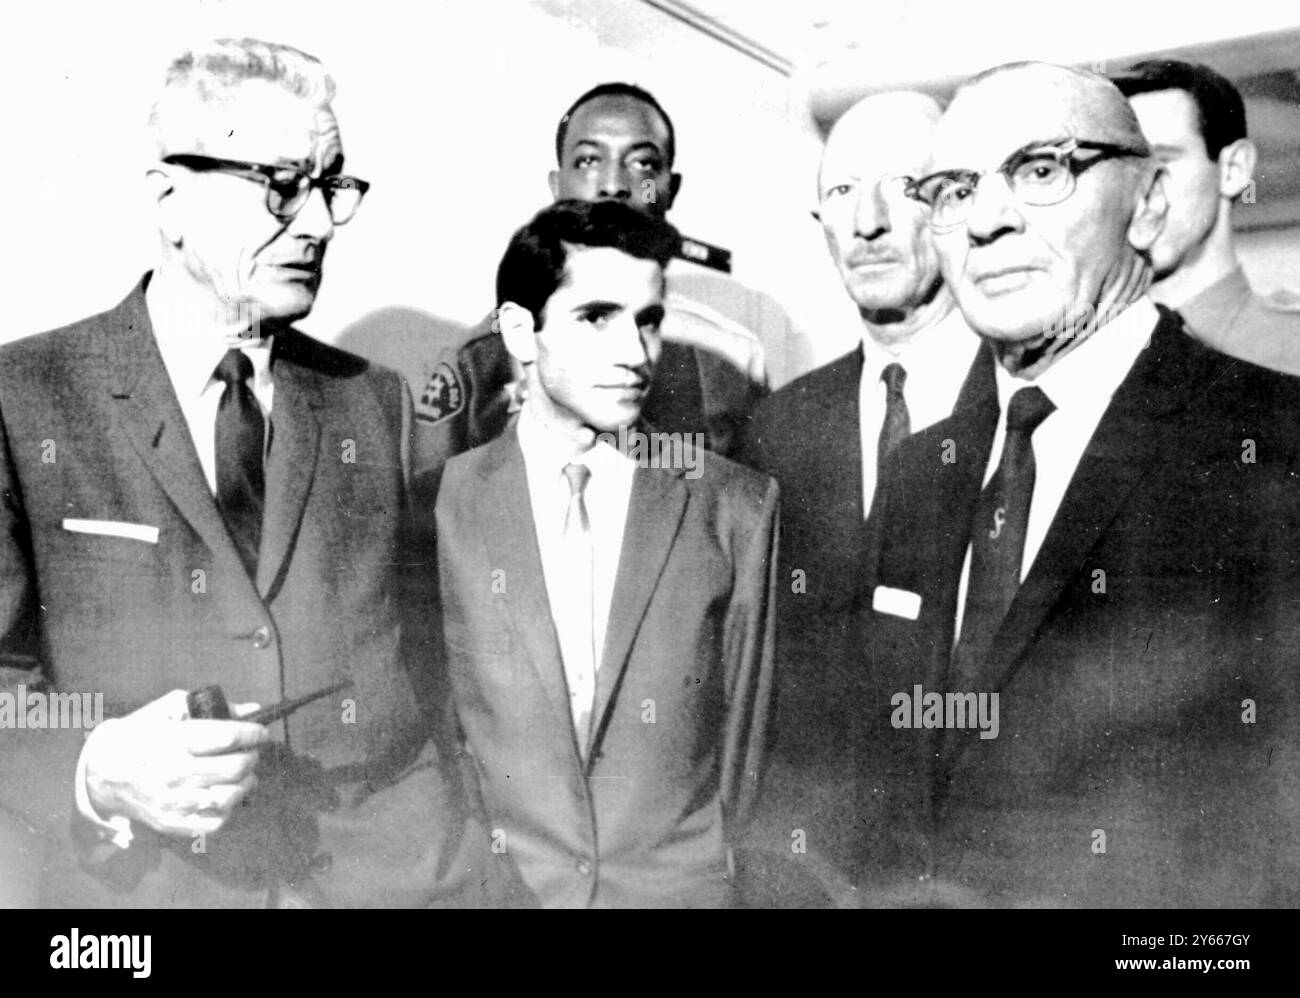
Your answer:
[1,0,1298,933]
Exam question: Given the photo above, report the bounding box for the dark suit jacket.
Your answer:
[433,425,779,907]
[732,345,990,886]
[0,277,490,907]
[862,308,1300,907]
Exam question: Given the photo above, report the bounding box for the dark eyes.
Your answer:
[576,306,664,330]
[637,305,665,330]
[1011,156,1068,186]
[570,155,662,172]
[933,178,974,206]
[268,175,304,198]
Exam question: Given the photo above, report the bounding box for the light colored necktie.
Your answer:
[561,462,597,754]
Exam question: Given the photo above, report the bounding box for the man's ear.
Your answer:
[664,172,682,212]
[1217,138,1257,201]
[547,169,561,203]
[1128,163,1169,254]
[145,166,183,247]
[497,301,538,364]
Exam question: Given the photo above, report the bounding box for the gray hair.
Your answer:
[148,37,335,157]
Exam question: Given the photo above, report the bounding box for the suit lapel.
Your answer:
[586,456,689,765]
[256,338,323,599]
[923,344,1000,650]
[476,430,574,731]
[106,281,252,580]
[831,349,869,583]
[894,347,999,788]
[978,310,1199,694]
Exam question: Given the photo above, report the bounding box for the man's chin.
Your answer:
[1150,254,1181,284]
[250,292,317,329]
[963,308,1056,346]
[584,406,643,437]
[846,277,911,314]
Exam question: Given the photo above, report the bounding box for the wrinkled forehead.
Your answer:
[820,93,942,187]
[193,80,342,171]
[930,66,1134,170]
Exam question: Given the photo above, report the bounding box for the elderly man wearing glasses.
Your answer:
[859,62,1300,907]
[0,38,499,908]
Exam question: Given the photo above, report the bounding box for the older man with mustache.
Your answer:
[734,92,983,902]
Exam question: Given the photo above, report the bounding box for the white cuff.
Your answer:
[75,720,133,850]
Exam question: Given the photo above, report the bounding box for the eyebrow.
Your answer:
[1004,137,1075,159]
[569,139,664,157]
[572,300,624,318]
[271,153,345,175]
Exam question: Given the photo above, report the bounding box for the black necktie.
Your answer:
[877,362,911,480]
[952,386,1055,685]
[214,349,265,576]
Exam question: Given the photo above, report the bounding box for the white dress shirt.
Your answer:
[953,297,1159,643]
[859,307,981,517]
[516,410,636,742]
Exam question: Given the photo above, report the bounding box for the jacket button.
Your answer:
[251,625,273,649]
[576,859,592,876]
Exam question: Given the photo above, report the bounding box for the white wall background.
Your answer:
[0,0,858,365]
[3,1,1292,368]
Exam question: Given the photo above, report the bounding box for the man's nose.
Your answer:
[608,314,652,366]
[288,183,335,239]
[597,161,632,200]
[853,181,890,240]
[964,174,1023,245]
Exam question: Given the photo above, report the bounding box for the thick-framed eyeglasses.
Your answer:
[905,138,1148,231]
[161,153,371,225]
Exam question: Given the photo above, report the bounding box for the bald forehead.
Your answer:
[820,91,943,192]
[932,63,1147,167]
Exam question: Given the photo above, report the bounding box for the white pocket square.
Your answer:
[872,585,921,621]
[62,519,159,544]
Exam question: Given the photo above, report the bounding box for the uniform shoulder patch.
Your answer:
[415,360,464,424]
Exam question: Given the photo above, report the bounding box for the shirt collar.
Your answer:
[516,407,633,483]
[993,297,1159,415]
[145,279,274,399]
[860,306,975,379]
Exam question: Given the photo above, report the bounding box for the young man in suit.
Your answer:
[433,199,780,907]
[733,92,982,896]
[1112,60,1300,374]
[864,61,1300,907]
[0,37,490,907]
[346,82,800,471]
